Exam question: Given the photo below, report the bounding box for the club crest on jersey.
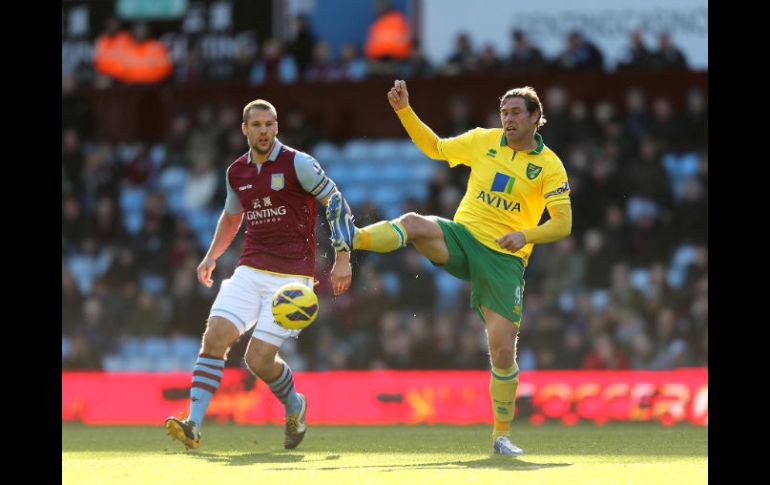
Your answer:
[271,173,285,191]
[526,163,542,180]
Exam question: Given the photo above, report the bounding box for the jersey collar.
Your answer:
[499,132,544,155]
[247,138,283,164]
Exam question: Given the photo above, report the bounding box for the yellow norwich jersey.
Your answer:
[437,128,571,266]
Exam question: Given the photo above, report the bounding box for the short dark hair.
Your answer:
[242,99,277,123]
[500,86,547,128]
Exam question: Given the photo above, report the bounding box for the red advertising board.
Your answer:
[62,369,707,426]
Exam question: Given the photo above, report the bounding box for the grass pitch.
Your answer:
[62,423,707,485]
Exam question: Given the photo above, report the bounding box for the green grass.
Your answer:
[62,423,707,485]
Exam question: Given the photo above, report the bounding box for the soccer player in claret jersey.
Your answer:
[165,100,353,450]
[327,81,572,455]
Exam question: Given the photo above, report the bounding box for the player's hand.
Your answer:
[387,79,410,111]
[330,258,352,296]
[496,232,527,253]
[197,255,217,288]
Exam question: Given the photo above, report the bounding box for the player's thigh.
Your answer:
[208,266,263,333]
[251,274,313,347]
[399,213,449,264]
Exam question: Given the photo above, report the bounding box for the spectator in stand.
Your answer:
[648,96,687,153]
[678,88,707,151]
[555,325,588,368]
[305,41,339,82]
[62,196,89,255]
[62,128,85,198]
[62,75,94,137]
[93,17,132,84]
[399,44,433,78]
[118,23,173,85]
[87,196,125,247]
[396,247,437,316]
[278,107,322,152]
[508,29,546,73]
[175,42,205,85]
[582,229,614,289]
[289,15,317,81]
[250,38,298,85]
[582,333,630,370]
[623,87,650,139]
[444,32,478,75]
[541,86,570,153]
[63,267,84,335]
[477,44,502,73]
[650,32,688,70]
[554,31,604,71]
[185,105,221,166]
[673,177,708,246]
[231,39,257,82]
[338,42,368,81]
[616,29,653,71]
[650,306,690,369]
[364,0,412,77]
[445,93,481,136]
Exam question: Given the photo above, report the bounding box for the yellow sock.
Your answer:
[490,363,519,440]
[353,220,407,252]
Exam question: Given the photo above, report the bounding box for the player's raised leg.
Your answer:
[483,306,524,456]
[244,338,307,449]
[334,203,450,263]
[165,316,240,449]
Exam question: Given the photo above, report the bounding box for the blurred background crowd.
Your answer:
[62,0,707,373]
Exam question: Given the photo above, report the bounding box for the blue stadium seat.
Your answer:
[102,355,126,372]
[370,139,404,161]
[313,141,341,164]
[170,336,201,359]
[119,187,146,235]
[591,290,611,311]
[62,337,71,359]
[120,338,144,358]
[342,185,367,207]
[143,337,170,358]
[629,268,651,292]
[158,167,189,214]
[341,140,371,160]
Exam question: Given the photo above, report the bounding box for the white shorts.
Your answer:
[209,266,313,347]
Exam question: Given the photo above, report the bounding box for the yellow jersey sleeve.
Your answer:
[543,159,571,207]
[436,128,482,168]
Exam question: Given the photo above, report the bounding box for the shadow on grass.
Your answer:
[271,455,571,471]
[182,450,570,471]
[185,452,342,467]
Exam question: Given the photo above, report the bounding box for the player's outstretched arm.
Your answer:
[197,211,243,287]
[387,80,444,160]
[495,204,572,253]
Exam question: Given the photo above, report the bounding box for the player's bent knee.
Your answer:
[202,316,240,354]
[399,212,439,241]
[489,344,515,369]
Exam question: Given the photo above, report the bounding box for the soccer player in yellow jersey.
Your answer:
[326,80,572,455]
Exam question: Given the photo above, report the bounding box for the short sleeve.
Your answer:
[295,152,336,200]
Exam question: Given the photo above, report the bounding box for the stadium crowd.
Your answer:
[64,12,690,88]
[62,15,706,373]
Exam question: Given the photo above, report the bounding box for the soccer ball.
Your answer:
[271,282,319,330]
